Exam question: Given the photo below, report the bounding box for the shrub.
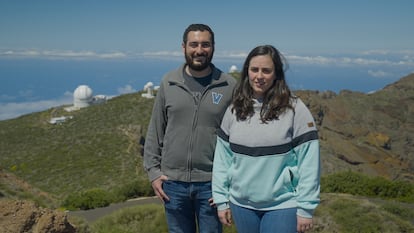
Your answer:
[114,179,154,201]
[63,188,115,210]
[321,171,414,202]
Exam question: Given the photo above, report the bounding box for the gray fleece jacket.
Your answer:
[143,63,237,182]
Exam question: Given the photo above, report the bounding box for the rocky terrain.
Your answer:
[0,199,76,233]
[0,169,78,232]
[296,73,414,182]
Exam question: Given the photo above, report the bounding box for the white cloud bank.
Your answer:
[367,70,391,78]
[0,50,127,60]
[117,85,137,94]
[0,95,73,121]
[2,49,414,68]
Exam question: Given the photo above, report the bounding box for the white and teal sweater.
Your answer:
[212,97,320,218]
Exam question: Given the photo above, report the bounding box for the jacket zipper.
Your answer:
[184,81,223,181]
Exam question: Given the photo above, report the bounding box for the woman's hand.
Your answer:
[297,216,313,233]
[218,209,232,226]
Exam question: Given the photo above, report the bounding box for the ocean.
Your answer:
[0,57,408,120]
[0,58,184,103]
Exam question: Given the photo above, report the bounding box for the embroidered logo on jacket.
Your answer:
[212,92,223,104]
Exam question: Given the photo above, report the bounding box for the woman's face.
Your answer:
[248,55,275,99]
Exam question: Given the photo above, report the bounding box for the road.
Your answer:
[67,196,162,223]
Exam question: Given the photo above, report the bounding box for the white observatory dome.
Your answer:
[73,85,93,108]
[229,65,238,73]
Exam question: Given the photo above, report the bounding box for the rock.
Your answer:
[0,199,76,233]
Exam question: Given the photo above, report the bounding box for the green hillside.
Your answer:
[1,75,414,231]
[0,91,154,206]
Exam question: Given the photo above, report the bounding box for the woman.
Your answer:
[212,45,320,233]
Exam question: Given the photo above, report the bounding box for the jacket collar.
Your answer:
[169,63,225,85]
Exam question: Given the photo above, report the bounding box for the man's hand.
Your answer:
[151,175,169,203]
[208,198,217,208]
[218,209,232,226]
[297,216,313,233]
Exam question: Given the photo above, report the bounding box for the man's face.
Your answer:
[183,31,214,71]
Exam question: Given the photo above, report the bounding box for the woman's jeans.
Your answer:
[163,181,222,233]
[230,202,297,233]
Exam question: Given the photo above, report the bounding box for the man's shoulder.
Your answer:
[220,73,237,87]
[212,67,236,84]
[161,65,184,82]
[223,73,237,83]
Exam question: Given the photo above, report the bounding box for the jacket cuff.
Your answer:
[297,208,314,218]
[148,168,163,182]
[216,202,230,211]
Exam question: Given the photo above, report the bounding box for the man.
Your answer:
[143,24,237,233]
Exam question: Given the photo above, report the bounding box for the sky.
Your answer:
[1,1,413,53]
[1,0,414,120]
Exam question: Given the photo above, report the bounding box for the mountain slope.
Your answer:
[0,74,413,206]
[296,73,414,182]
[0,92,154,205]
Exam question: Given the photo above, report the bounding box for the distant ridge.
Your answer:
[295,73,414,182]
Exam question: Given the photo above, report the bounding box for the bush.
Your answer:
[114,179,154,201]
[63,179,155,211]
[63,188,115,210]
[321,171,414,202]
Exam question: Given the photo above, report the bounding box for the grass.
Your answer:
[81,204,238,233]
[0,92,154,207]
[315,194,414,233]
[69,193,413,233]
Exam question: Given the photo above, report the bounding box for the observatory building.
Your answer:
[64,84,107,112]
[229,65,238,73]
[53,84,107,124]
[73,85,93,108]
[141,82,155,99]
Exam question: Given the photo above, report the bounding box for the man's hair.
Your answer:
[183,24,215,45]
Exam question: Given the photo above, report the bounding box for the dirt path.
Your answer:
[67,196,162,223]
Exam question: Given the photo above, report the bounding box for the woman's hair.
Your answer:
[232,45,294,122]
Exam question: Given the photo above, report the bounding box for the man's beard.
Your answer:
[185,52,213,71]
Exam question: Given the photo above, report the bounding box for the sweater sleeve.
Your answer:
[143,81,167,182]
[212,108,233,210]
[292,98,321,218]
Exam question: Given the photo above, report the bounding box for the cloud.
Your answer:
[361,49,414,56]
[0,49,127,60]
[0,94,73,121]
[117,85,136,94]
[287,55,333,65]
[0,94,17,102]
[0,90,36,102]
[361,50,391,55]
[367,70,390,78]
[2,48,414,68]
[142,51,182,57]
[215,51,248,58]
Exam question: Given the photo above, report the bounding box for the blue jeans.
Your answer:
[162,181,222,233]
[230,202,297,233]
